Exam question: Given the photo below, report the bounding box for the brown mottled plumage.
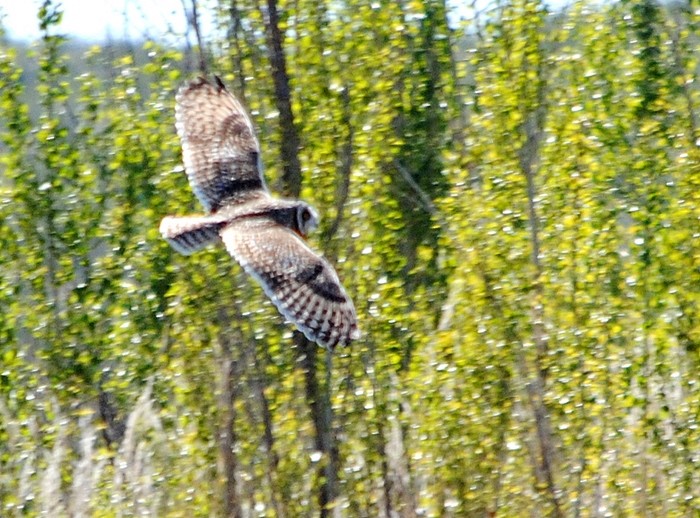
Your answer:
[159,77,358,348]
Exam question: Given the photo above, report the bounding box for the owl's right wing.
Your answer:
[176,76,267,212]
[221,219,359,349]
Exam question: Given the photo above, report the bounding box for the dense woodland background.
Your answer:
[1,0,699,516]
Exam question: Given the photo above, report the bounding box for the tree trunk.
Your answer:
[260,1,339,513]
[189,0,208,75]
[261,0,302,197]
[216,306,243,518]
[296,334,340,516]
[517,64,563,517]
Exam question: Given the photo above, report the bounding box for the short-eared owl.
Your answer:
[160,77,359,348]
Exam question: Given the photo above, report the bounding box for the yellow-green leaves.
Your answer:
[1,0,700,515]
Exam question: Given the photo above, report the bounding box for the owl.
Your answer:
[160,76,359,349]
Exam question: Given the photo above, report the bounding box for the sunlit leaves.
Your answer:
[1,0,700,515]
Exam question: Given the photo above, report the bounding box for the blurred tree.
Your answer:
[1,0,699,516]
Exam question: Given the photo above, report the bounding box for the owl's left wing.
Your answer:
[176,76,267,212]
[221,219,359,349]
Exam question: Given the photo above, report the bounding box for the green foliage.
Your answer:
[1,0,699,516]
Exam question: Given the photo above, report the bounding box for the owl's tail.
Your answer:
[159,215,228,255]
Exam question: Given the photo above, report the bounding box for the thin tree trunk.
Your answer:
[295,334,340,516]
[249,342,287,517]
[518,72,563,517]
[179,0,208,74]
[260,0,302,197]
[216,306,243,518]
[325,86,353,243]
[668,10,699,147]
[294,334,340,516]
[260,1,339,513]
[228,0,247,96]
[189,0,208,74]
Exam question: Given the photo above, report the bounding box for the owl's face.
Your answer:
[296,203,319,237]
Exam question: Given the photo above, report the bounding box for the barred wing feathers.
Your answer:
[175,76,267,212]
[221,219,359,348]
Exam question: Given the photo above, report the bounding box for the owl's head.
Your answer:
[296,203,319,237]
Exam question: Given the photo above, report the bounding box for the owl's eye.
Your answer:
[296,206,318,235]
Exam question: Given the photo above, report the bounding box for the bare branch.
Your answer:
[189,0,208,75]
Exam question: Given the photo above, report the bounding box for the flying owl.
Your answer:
[160,76,359,349]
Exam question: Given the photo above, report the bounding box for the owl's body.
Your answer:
[160,77,358,348]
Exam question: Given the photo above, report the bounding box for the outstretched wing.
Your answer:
[175,76,267,212]
[221,219,359,349]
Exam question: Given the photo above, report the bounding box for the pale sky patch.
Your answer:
[1,0,192,42]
